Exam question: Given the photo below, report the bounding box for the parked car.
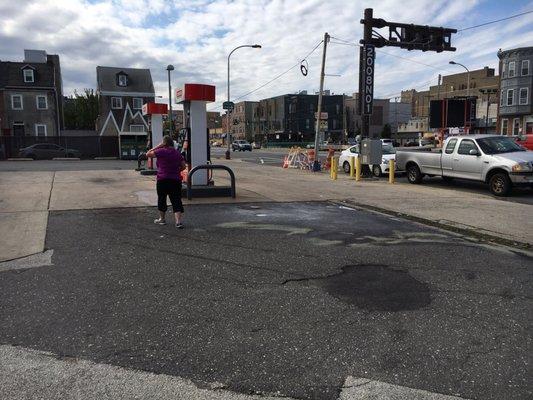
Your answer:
[210,141,222,147]
[515,133,533,151]
[395,134,533,196]
[338,144,399,177]
[232,140,252,151]
[380,139,393,146]
[19,143,81,159]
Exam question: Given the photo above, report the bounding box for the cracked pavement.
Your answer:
[0,201,531,399]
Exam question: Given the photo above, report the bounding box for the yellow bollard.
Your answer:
[355,156,362,182]
[349,156,355,178]
[389,159,395,184]
[333,157,338,180]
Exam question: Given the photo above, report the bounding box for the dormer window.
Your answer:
[117,72,128,87]
[23,68,34,83]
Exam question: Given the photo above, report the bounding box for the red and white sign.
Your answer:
[175,83,216,103]
[142,102,168,116]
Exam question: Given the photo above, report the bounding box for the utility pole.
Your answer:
[343,93,347,143]
[312,32,329,172]
[437,74,441,100]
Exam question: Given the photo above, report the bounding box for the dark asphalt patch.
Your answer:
[0,202,531,400]
[324,265,430,312]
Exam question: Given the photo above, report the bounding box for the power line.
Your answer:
[208,40,324,111]
[458,10,533,32]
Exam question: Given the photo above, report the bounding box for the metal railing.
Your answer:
[187,164,236,200]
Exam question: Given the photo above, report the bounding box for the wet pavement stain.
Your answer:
[321,265,431,312]
[86,177,116,184]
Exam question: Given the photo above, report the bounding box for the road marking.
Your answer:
[340,376,471,399]
[0,249,53,273]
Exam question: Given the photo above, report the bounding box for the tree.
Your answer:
[63,89,99,130]
[381,123,392,138]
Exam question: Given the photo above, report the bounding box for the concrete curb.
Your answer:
[334,199,532,250]
[6,158,33,161]
[94,157,118,160]
[52,157,81,161]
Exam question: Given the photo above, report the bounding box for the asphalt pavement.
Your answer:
[1,201,530,399]
[0,159,138,171]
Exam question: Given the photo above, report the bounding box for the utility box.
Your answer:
[360,138,382,165]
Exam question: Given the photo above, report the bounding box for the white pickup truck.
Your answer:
[395,135,533,196]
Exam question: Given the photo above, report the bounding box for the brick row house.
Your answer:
[0,50,64,137]
[95,66,155,158]
[497,46,532,135]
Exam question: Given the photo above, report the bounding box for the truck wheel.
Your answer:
[343,161,351,174]
[489,173,511,196]
[372,165,382,177]
[407,164,423,184]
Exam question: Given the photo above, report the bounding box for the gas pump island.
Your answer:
[175,83,236,199]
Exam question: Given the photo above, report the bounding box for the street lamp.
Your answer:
[449,61,470,97]
[226,44,261,159]
[166,64,174,136]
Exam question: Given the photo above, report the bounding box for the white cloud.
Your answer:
[1,0,531,111]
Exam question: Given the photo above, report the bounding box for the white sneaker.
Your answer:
[154,218,166,225]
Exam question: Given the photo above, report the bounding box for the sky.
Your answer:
[1,0,532,112]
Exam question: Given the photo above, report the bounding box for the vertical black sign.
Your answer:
[362,44,375,115]
[357,46,363,115]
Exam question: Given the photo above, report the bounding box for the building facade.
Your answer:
[497,46,533,135]
[95,66,155,136]
[230,101,259,141]
[0,50,64,137]
[256,93,344,143]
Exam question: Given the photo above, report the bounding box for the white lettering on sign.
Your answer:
[362,44,375,115]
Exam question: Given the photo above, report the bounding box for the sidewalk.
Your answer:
[0,161,531,261]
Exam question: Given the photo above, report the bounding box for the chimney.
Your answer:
[24,49,47,63]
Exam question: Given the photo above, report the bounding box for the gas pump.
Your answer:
[140,102,168,175]
[175,84,215,186]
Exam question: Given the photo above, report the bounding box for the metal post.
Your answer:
[312,32,329,172]
[485,91,490,134]
[166,65,174,137]
[226,53,231,159]
[437,74,441,100]
[225,44,261,160]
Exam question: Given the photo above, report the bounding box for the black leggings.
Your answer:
[156,179,184,213]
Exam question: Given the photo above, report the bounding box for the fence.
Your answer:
[0,136,119,159]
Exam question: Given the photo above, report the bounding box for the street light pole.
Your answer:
[166,65,174,136]
[226,44,262,159]
[449,61,470,97]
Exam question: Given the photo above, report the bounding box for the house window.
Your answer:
[132,98,142,110]
[36,95,48,110]
[118,74,127,87]
[519,88,529,105]
[500,90,504,106]
[130,124,145,132]
[23,69,34,83]
[506,89,514,106]
[11,95,23,110]
[502,62,506,78]
[508,61,515,77]
[501,119,508,135]
[35,124,47,137]
[111,97,122,109]
[513,118,520,135]
[521,60,529,76]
